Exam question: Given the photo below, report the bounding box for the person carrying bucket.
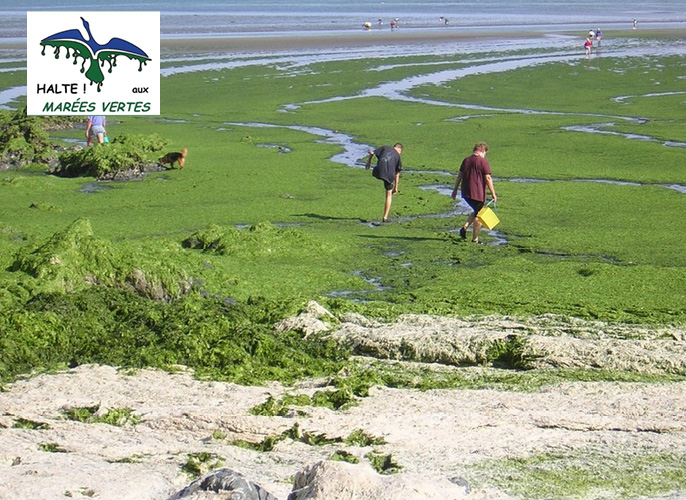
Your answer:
[451,142,497,244]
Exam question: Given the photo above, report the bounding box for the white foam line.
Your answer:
[613,91,686,103]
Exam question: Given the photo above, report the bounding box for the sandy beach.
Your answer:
[2,309,685,500]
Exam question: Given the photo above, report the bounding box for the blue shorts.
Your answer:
[89,125,105,138]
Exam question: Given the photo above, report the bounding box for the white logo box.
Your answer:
[27,11,160,116]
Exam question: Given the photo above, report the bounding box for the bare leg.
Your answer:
[472,219,482,242]
[382,189,393,221]
[464,212,476,230]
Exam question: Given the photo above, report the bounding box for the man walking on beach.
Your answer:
[366,143,403,223]
[451,142,497,243]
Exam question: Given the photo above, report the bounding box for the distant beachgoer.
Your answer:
[366,143,404,222]
[451,142,497,244]
[633,19,638,29]
[584,36,593,57]
[86,115,106,146]
[596,28,603,46]
[588,29,595,39]
[363,22,372,30]
[378,18,383,26]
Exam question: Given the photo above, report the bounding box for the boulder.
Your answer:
[287,461,477,500]
[167,468,278,500]
[273,300,334,336]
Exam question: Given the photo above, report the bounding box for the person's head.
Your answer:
[473,142,489,154]
[393,142,404,154]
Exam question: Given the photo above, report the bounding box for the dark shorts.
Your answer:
[383,179,395,191]
[465,197,485,215]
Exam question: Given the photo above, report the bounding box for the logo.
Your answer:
[41,16,150,92]
[27,12,160,116]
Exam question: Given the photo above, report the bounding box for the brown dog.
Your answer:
[158,147,187,169]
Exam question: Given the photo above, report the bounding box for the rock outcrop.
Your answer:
[168,468,278,500]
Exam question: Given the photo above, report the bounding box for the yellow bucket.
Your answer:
[477,205,499,230]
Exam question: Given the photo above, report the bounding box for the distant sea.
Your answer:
[3,0,686,41]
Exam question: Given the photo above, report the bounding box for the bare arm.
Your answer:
[485,174,497,203]
[365,150,375,169]
[451,172,463,199]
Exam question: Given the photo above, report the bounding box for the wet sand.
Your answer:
[160,26,686,54]
[161,28,547,54]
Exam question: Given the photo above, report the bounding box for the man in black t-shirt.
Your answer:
[365,142,403,222]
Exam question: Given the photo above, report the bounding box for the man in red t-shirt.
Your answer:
[451,142,497,243]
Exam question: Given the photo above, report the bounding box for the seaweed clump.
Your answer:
[11,217,190,300]
[0,108,57,168]
[0,218,350,384]
[183,222,330,258]
[54,133,168,179]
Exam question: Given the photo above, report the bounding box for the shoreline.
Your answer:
[159,26,686,54]
[3,26,685,55]
[160,29,545,53]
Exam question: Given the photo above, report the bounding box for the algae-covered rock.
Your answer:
[0,108,56,168]
[183,222,330,258]
[274,300,335,336]
[11,217,190,300]
[11,218,118,292]
[53,133,168,179]
[326,313,686,375]
[181,223,226,252]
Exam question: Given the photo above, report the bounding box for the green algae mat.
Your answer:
[1,37,685,385]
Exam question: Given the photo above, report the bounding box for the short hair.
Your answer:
[393,142,404,151]
[473,142,489,153]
